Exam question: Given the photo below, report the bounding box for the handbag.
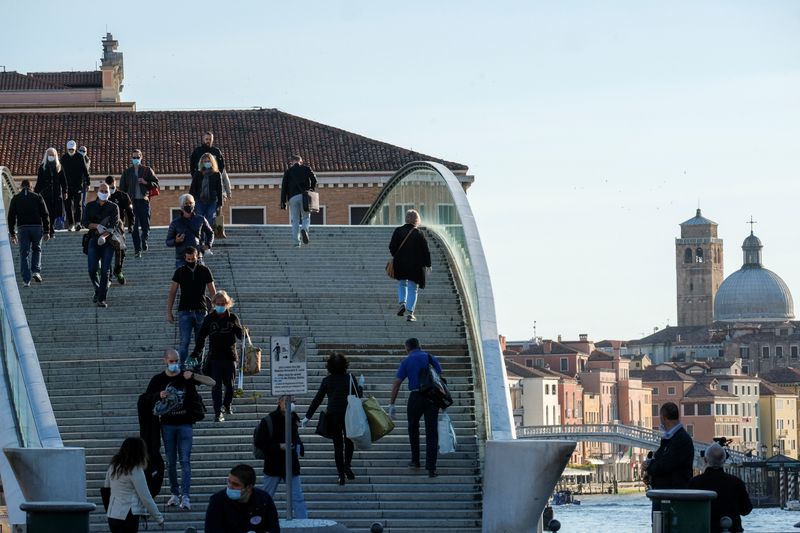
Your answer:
[362,396,395,442]
[438,412,457,454]
[241,327,262,376]
[305,190,320,213]
[344,374,372,449]
[418,353,454,409]
[315,410,332,439]
[214,211,226,239]
[386,228,415,279]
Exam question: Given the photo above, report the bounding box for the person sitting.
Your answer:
[204,464,280,533]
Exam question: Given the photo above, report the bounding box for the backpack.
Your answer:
[253,415,273,460]
[418,353,454,410]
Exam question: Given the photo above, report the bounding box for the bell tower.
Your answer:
[675,209,725,326]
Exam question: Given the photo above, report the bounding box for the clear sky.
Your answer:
[4,1,800,342]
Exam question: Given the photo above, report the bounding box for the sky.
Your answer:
[4,1,800,342]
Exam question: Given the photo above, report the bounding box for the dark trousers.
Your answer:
[108,511,139,533]
[407,391,439,471]
[209,358,234,415]
[327,412,354,475]
[113,247,126,275]
[65,190,83,227]
[88,239,114,302]
[131,199,150,252]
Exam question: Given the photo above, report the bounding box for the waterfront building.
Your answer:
[758,380,798,458]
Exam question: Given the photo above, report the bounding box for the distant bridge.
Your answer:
[517,423,750,464]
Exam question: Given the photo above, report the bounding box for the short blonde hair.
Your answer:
[405,209,420,226]
[213,290,234,308]
[198,153,219,173]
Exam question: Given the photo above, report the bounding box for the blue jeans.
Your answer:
[88,238,115,302]
[195,201,217,229]
[288,194,310,245]
[162,424,193,497]
[178,310,206,365]
[18,225,43,283]
[398,280,418,312]
[263,474,308,519]
[131,199,150,252]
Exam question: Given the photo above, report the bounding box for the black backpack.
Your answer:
[418,353,453,409]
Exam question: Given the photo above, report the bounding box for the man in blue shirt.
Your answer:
[389,338,443,477]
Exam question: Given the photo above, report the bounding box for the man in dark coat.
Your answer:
[60,140,90,231]
[205,464,279,533]
[104,175,134,285]
[119,149,158,257]
[253,395,308,518]
[688,443,752,532]
[644,402,695,511]
[280,155,317,247]
[389,209,431,322]
[189,131,231,202]
[7,179,50,286]
[81,181,119,308]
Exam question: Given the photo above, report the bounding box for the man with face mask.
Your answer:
[78,146,91,170]
[145,349,211,512]
[60,140,90,231]
[204,464,279,533]
[7,179,50,287]
[104,176,134,285]
[643,402,694,512]
[253,395,308,519]
[119,149,159,258]
[166,247,216,366]
[81,181,119,308]
[166,194,214,269]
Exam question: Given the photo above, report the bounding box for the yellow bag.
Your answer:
[241,328,261,376]
[362,396,395,442]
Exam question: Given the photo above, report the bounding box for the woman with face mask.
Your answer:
[33,147,67,238]
[189,153,223,229]
[189,290,243,422]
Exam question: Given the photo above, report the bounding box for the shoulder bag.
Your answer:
[418,353,454,409]
[386,228,415,279]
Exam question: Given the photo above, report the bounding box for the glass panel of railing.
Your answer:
[0,306,37,447]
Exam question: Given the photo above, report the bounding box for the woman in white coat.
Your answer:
[103,437,164,532]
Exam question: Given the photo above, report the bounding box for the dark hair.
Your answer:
[104,175,115,185]
[230,464,256,487]
[110,437,148,478]
[660,402,680,421]
[326,353,349,374]
[184,246,198,256]
[405,338,421,351]
[20,179,30,189]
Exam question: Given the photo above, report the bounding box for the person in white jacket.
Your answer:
[104,437,165,532]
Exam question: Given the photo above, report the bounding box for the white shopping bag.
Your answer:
[438,412,457,454]
[345,375,372,449]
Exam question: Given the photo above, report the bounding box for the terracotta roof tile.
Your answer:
[28,71,102,88]
[0,109,468,176]
[759,380,793,396]
[760,367,800,385]
[0,72,70,91]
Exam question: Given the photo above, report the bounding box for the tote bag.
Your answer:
[438,412,457,454]
[362,396,395,442]
[344,374,372,449]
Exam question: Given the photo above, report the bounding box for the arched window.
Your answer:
[684,248,693,263]
[695,248,704,263]
[689,282,694,292]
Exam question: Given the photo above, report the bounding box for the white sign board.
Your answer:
[270,336,308,395]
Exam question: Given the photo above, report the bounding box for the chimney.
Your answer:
[499,335,507,353]
[543,340,553,354]
[100,33,124,102]
[579,334,588,342]
[557,335,562,343]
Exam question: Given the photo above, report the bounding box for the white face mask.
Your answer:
[47,155,55,162]
[97,191,109,201]
[109,187,116,195]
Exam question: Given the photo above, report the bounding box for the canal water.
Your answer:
[553,493,800,532]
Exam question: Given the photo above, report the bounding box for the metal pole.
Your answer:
[285,395,293,520]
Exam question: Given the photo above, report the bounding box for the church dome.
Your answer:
[714,232,795,322]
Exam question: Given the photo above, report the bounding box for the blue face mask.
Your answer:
[132,158,141,166]
[226,488,242,500]
[203,162,212,169]
[167,363,180,373]
[215,305,227,314]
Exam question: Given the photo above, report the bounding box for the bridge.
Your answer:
[518,423,750,464]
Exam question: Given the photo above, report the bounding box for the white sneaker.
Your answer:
[180,495,191,510]
[23,282,31,287]
[166,494,180,507]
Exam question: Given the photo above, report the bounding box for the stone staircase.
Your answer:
[14,225,482,532]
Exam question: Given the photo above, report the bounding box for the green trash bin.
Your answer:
[647,489,717,533]
[20,501,96,533]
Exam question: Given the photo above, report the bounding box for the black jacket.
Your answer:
[688,467,752,533]
[204,488,279,533]
[307,373,362,418]
[192,311,243,361]
[280,164,317,205]
[646,426,694,490]
[81,200,120,244]
[389,224,432,289]
[136,393,165,498]
[144,371,204,426]
[60,152,90,192]
[7,188,49,237]
[119,165,158,200]
[108,190,134,228]
[166,213,214,258]
[189,170,223,208]
[190,145,226,174]
[254,408,302,478]
[34,163,66,216]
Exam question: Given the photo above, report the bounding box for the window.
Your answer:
[740,346,750,359]
[683,404,696,416]
[394,204,415,225]
[743,365,749,375]
[310,206,326,225]
[348,205,370,225]
[436,203,457,225]
[698,404,712,416]
[762,346,770,359]
[652,387,659,396]
[695,248,704,262]
[560,358,568,372]
[776,346,784,358]
[781,329,790,336]
[230,206,266,224]
[721,385,729,392]
[792,346,799,359]
[686,424,694,437]
[525,359,533,368]
[684,248,692,263]
[535,359,544,368]
[652,404,659,417]
[668,387,676,395]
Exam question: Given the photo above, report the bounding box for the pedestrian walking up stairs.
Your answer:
[15,225,483,532]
